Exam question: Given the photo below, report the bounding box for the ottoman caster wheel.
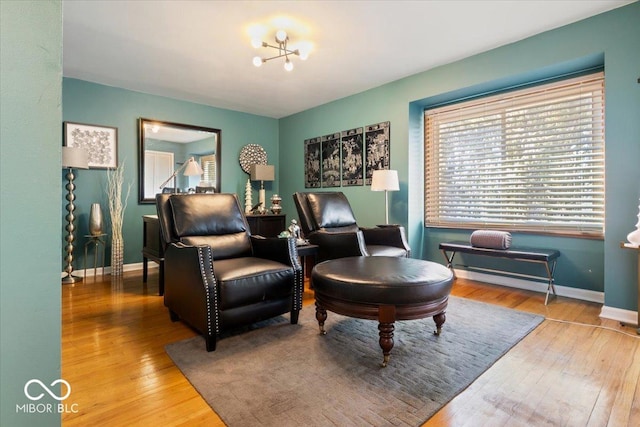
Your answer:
[382,355,390,368]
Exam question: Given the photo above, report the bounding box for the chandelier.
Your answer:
[251,30,308,71]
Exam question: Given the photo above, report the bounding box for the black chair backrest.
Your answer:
[292,192,359,235]
[292,192,316,236]
[156,193,252,260]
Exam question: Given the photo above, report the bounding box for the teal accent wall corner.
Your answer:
[62,78,280,270]
[1,1,63,426]
[279,2,640,310]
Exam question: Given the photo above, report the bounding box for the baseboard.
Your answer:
[62,262,636,325]
[599,305,638,326]
[60,262,154,279]
[453,269,604,304]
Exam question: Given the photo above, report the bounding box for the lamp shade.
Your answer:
[250,164,275,181]
[183,157,204,176]
[371,169,399,191]
[62,146,89,169]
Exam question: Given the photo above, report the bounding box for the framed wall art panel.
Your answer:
[341,127,363,186]
[64,121,118,169]
[321,132,341,188]
[304,137,322,188]
[365,121,390,185]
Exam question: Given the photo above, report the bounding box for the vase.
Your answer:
[111,238,124,276]
[627,200,640,246]
[89,203,103,236]
[270,194,282,214]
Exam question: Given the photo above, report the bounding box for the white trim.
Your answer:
[60,262,156,279]
[454,269,604,304]
[599,305,638,326]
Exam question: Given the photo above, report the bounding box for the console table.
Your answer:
[142,215,164,296]
[245,214,286,237]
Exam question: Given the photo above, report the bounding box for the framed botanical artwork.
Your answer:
[365,121,390,185]
[341,127,363,186]
[304,137,322,188]
[321,132,341,188]
[64,121,118,169]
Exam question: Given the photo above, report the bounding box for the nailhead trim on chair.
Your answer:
[197,246,219,335]
[287,237,303,311]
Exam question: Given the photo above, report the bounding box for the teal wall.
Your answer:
[4,2,636,424]
[62,78,280,269]
[1,1,62,426]
[279,3,640,310]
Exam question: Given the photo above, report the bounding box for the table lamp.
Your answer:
[250,164,275,213]
[371,169,399,225]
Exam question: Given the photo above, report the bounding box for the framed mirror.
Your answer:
[138,118,221,204]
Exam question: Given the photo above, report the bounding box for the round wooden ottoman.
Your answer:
[311,256,453,367]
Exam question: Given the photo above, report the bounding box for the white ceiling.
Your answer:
[63,0,632,119]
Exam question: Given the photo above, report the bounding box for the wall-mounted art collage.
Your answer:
[304,121,390,188]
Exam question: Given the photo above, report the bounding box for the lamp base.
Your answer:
[258,188,267,214]
[62,274,83,284]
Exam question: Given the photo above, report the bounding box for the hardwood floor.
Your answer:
[62,269,639,426]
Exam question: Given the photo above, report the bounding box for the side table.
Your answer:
[621,242,640,334]
[84,234,107,279]
[296,243,319,280]
[245,214,286,237]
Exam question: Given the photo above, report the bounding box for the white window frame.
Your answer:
[424,72,605,237]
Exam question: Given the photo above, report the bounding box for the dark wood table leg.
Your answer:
[142,257,148,282]
[433,312,446,335]
[315,302,327,335]
[158,262,165,296]
[378,305,396,367]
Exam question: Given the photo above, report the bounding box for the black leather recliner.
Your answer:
[156,193,303,351]
[292,191,411,262]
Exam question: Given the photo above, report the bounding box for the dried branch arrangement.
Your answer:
[106,162,131,243]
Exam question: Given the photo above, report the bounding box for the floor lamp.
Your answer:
[371,169,399,225]
[62,146,89,284]
[159,156,204,192]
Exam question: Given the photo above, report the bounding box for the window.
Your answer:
[424,72,605,237]
[200,154,217,187]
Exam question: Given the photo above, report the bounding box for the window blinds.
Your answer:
[424,72,605,236]
[201,155,217,187]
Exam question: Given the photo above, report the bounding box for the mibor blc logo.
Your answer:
[16,379,78,414]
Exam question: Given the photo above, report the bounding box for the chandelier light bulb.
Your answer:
[275,29,288,43]
[252,56,263,67]
[284,58,293,71]
[250,37,262,49]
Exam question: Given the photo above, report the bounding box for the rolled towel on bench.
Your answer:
[470,230,512,250]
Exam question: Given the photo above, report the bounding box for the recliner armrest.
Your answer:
[251,236,301,271]
[360,226,411,256]
[307,229,369,261]
[250,236,304,312]
[164,242,219,335]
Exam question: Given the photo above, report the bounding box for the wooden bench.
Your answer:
[439,241,560,305]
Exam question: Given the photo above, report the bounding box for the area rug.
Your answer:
[165,296,543,426]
